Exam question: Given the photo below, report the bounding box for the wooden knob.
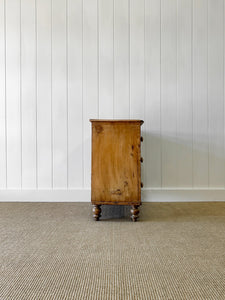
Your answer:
[140,136,144,142]
[140,157,144,163]
[141,182,144,188]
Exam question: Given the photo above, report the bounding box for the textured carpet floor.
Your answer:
[0,202,224,300]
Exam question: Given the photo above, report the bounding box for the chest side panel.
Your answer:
[91,122,141,205]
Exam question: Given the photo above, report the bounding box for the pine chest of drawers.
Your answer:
[90,119,144,221]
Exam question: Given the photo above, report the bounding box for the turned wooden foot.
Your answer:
[131,205,140,222]
[93,205,101,221]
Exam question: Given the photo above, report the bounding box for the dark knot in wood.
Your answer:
[95,125,103,134]
[111,189,122,195]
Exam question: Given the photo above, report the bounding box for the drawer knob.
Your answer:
[140,157,144,163]
[140,136,144,142]
[141,182,144,188]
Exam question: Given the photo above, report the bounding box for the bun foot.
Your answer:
[131,205,139,222]
[93,205,101,221]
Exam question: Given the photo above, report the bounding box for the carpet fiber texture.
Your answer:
[0,202,225,300]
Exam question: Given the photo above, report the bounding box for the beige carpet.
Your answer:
[0,202,224,300]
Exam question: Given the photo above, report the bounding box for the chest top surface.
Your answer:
[90,119,144,125]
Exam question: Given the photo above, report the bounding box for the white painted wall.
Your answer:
[0,0,225,201]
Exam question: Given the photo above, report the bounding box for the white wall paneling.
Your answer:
[99,0,114,118]
[0,0,6,188]
[1,0,225,201]
[193,0,208,188]
[67,0,83,188]
[177,0,193,187]
[161,0,177,188]
[130,0,145,120]
[208,0,224,187]
[36,0,52,188]
[145,0,161,188]
[52,0,67,188]
[21,0,36,188]
[130,0,145,183]
[83,0,98,188]
[5,0,21,188]
[114,0,129,118]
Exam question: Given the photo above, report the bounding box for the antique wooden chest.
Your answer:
[90,119,144,221]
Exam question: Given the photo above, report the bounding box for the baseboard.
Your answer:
[0,189,91,202]
[142,189,225,202]
[0,188,225,202]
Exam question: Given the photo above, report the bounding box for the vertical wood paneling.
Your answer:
[21,0,36,188]
[145,0,161,188]
[83,0,98,188]
[130,0,145,184]
[177,0,193,187]
[36,0,52,188]
[224,0,225,189]
[161,0,177,188]
[5,0,21,188]
[1,0,225,192]
[52,0,67,188]
[0,0,6,188]
[99,0,114,118]
[193,0,208,188]
[130,0,145,119]
[114,0,129,118]
[208,0,224,187]
[67,0,83,188]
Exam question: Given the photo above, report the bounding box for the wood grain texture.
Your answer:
[91,120,142,205]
